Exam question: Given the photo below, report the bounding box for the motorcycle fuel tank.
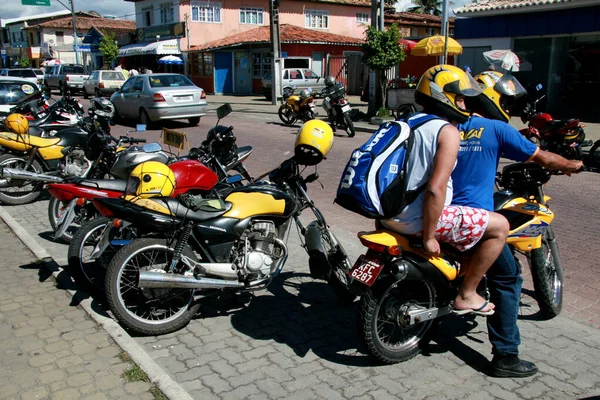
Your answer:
[171,159,218,194]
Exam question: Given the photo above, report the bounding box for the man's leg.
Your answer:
[487,244,538,377]
[454,212,509,312]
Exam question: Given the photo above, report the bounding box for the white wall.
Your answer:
[134,0,181,29]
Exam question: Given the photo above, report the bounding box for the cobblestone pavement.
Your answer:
[0,220,159,400]
[3,195,600,400]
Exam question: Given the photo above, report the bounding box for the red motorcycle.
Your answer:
[520,92,591,160]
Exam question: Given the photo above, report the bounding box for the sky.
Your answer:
[1,0,136,20]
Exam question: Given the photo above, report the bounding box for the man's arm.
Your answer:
[530,149,583,174]
[423,124,460,255]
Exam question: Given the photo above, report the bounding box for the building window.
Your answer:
[305,10,329,29]
[160,3,174,24]
[29,32,34,45]
[252,52,271,78]
[143,6,153,27]
[191,2,222,23]
[191,52,214,76]
[410,27,418,37]
[425,27,436,36]
[56,31,64,44]
[12,32,17,42]
[20,32,25,41]
[240,8,264,25]
[356,13,369,23]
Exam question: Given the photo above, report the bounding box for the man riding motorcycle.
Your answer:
[455,70,582,377]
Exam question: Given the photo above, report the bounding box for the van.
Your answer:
[261,68,325,100]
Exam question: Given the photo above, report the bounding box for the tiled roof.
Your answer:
[385,12,455,27]
[89,25,137,38]
[296,0,371,7]
[34,16,136,31]
[190,24,364,51]
[454,0,573,14]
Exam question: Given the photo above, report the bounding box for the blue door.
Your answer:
[214,52,233,94]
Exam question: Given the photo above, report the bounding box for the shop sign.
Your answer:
[137,22,185,42]
[22,0,51,5]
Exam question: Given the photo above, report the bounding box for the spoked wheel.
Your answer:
[529,227,563,319]
[358,279,435,364]
[278,105,297,125]
[68,217,135,295]
[48,197,94,243]
[0,154,44,205]
[105,238,199,335]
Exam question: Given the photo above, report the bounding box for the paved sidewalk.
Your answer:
[2,200,600,399]
[0,219,158,400]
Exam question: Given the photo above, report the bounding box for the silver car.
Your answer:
[84,70,126,98]
[110,73,208,126]
[0,76,40,116]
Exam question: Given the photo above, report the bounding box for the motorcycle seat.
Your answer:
[79,179,127,192]
[161,197,232,221]
[547,118,579,131]
[0,131,60,148]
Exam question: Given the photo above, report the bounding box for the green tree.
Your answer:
[408,0,443,16]
[99,33,119,69]
[17,57,30,67]
[363,24,406,114]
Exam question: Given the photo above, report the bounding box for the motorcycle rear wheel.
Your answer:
[589,140,600,168]
[48,197,94,243]
[319,227,356,303]
[529,228,563,319]
[342,113,356,137]
[278,105,296,125]
[0,154,43,205]
[358,278,435,364]
[105,238,199,335]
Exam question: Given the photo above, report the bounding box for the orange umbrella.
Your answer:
[411,35,462,57]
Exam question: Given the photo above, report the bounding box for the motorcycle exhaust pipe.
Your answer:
[1,168,64,183]
[138,271,245,289]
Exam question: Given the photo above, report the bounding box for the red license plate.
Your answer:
[349,254,384,287]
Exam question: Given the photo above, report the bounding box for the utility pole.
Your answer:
[70,0,79,64]
[269,0,282,105]
[440,0,449,64]
[367,0,381,116]
[184,13,190,75]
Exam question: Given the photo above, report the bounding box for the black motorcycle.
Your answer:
[320,83,356,137]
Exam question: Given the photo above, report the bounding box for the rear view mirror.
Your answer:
[216,103,232,119]
[136,124,147,132]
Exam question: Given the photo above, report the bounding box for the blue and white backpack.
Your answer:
[335,114,439,219]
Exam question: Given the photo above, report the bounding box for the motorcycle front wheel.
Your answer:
[529,227,563,319]
[68,217,135,295]
[588,139,600,168]
[105,238,199,335]
[278,105,296,126]
[358,278,435,364]
[343,113,356,137]
[318,226,356,303]
[0,154,44,205]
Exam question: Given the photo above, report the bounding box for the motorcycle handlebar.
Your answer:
[119,136,146,144]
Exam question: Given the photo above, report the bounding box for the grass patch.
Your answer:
[122,364,150,383]
[118,351,132,363]
[150,385,169,400]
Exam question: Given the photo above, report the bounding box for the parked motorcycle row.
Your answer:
[277,81,356,137]
[0,87,569,366]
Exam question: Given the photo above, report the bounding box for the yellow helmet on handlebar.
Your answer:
[126,161,176,198]
[4,113,29,135]
[294,119,334,166]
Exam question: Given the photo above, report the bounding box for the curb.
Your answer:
[0,205,194,400]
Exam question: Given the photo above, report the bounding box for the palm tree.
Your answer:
[408,0,443,16]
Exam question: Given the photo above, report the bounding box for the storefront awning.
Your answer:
[118,39,180,56]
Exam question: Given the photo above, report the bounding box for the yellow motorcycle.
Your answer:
[278,87,316,126]
[351,163,561,364]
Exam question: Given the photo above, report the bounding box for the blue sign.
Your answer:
[282,52,288,58]
[74,44,91,52]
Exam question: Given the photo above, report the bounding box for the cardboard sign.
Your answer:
[160,128,189,154]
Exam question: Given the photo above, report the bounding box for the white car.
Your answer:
[0,76,40,117]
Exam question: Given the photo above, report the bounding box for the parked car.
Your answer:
[0,76,40,117]
[110,73,208,127]
[262,68,325,100]
[44,63,88,94]
[83,70,126,98]
[0,68,43,87]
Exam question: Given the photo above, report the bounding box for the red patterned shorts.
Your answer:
[418,205,490,252]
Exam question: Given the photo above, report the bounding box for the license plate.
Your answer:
[348,254,384,287]
[174,96,192,102]
[341,104,351,112]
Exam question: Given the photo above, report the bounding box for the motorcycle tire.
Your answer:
[278,105,296,126]
[105,238,199,335]
[48,197,94,243]
[588,140,600,168]
[358,278,435,364]
[529,227,563,319]
[343,113,356,137]
[315,226,356,303]
[0,154,44,205]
